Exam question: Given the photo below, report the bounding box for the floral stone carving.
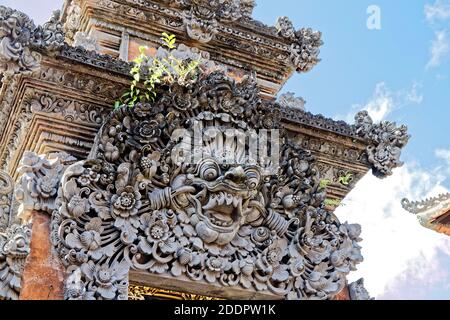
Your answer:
[0,224,31,300]
[52,70,364,300]
[0,6,65,75]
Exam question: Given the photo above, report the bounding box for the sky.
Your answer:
[1,0,449,300]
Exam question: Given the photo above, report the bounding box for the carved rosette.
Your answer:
[0,6,64,75]
[15,151,77,223]
[0,224,31,300]
[276,16,323,73]
[51,70,364,300]
[354,111,410,178]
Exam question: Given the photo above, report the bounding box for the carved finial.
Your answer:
[276,16,323,73]
[0,6,65,75]
[354,111,410,178]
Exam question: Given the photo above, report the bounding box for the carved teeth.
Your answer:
[202,197,217,210]
[226,193,233,205]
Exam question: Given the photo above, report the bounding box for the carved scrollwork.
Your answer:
[354,111,410,178]
[0,6,65,75]
[181,0,256,43]
[52,70,364,300]
[0,171,14,231]
[0,224,31,300]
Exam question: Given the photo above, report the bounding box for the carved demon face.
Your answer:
[170,158,264,245]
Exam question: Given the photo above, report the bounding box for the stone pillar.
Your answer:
[19,211,65,300]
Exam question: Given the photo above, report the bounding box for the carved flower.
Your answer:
[138,210,173,255]
[135,118,163,144]
[104,142,120,163]
[67,195,90,218]
[65,218,108,260]
[146,219,170,243]
[111,186,142,219]
[140,151,160,179]
[77,169,99,186]
[81,260,129,300]
[36,175,59,198]
[205,256,230,283]
[290,257,305,277]
[304,262,340,296]
[256,238,288,281]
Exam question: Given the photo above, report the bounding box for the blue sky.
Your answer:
[1,0,450,300]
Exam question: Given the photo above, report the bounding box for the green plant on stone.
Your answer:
[115,32,201,109]
[338,172,353,186]
[324,198,342,207]
[318,179,331,191]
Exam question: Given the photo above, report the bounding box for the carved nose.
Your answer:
[225,166,247,184]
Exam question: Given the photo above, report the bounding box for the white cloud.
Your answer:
[336,82,423,123]
[427,30,450,69]
[425,0,450,23]
[436,148,450,165]
[335,164,450,299]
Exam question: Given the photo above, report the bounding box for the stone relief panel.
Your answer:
[0,224,31,300]
[51,71,365,300]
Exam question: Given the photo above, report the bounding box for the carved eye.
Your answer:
[245,167,262,189]
[197,159,220,181]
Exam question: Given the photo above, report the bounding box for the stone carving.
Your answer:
[63,1,82,43]
[25,91,105,125]
[73,32,100,52]
[181,0,256,43]
[60,44,131,76]
[15,152,77,223]
[52,70,364,300]
[0,224,31,300]
[278,92,306,111]
[276,16,323,73]
[0,171,14,231]
[348,278,373,300]
[354,111,410,178]
[0,6,65,75]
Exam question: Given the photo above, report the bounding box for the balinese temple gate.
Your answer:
[0,0,409,300]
